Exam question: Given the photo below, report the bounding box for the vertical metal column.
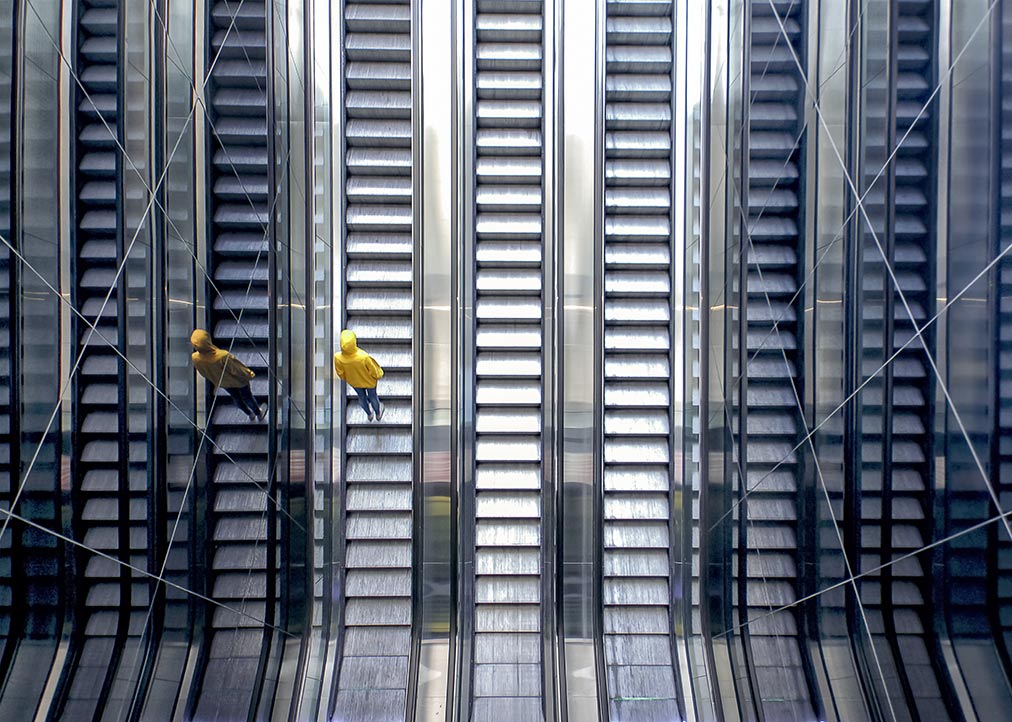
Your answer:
[415,0,456,718]
[558,0,603,718]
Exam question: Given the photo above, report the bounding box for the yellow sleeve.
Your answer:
[367,355,384,380]
[333,353,345,380]
[228,354,255,379]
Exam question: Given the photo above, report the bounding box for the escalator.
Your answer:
[600,3,681,720]
[467,2,546,719]
[856,1,948,718]
[854,3,903,713]
[330,2,414,720]
[0,1,63,714]
[57,1,149,716]
[741,1,817,718]
[192,2,273,718]
[999,0,1012,665]
[883,2,949,718]
[0,0,12,671]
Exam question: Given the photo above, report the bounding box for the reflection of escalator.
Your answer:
[0,0,12,673]
[855,4,900,713]
[57,1,145,716]
[857,2,949,719]
[0,4,63,717]
[330,2,415,719]
[467,2,547,719]
[742,2,817,718]
[193,2,273,719]
[885,3,948,718]
[1000,0,1012,668]
[600,3,681,720]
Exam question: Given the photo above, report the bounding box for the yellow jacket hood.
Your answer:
[190,329,255,389]
[340,329,358,355]
[191,329,217,353]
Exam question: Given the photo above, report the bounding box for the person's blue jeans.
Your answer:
[226,384,262,417]
[354,386,381,417]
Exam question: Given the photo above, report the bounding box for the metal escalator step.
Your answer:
[345,569,411,598]
[473,663,541,697]
[210,28,267,57]
[604,521,669,549]
[346,542,411,569]
[345,32,411,62]
[213,545,267,570]
[603,606,668,634]
[211,58,268,85]
[604,466,669,491]
[344,598,411,626]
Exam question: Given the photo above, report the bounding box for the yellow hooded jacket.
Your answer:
[333,330,383,389]
[190,329,256,389]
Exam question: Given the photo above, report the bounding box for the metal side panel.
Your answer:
[600,2,682,721]
[741,1,818,719]
[331,3,415,721]
[467,2,547,721]
[192,2,273,720]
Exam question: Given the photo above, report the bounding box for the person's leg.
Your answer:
[225,386,252,415]
[368,387,384,419]
[240,384,264,418]
[354,386,372,418]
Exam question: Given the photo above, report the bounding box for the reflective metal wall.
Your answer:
[0,1,1010,721]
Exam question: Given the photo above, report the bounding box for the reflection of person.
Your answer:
[190,329,266,422]
[334,329,385,421]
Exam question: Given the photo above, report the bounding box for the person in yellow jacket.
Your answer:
[334,329,385,421]
[190,329,267,422]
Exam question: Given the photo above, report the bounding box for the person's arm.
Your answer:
[333,353,346,381]
[367,355,384,380]
[227,354,256,379]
